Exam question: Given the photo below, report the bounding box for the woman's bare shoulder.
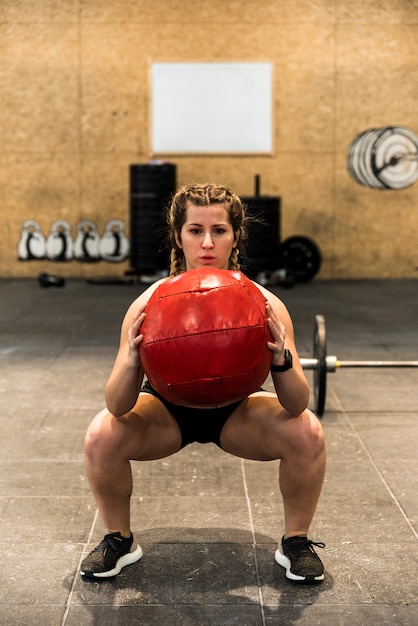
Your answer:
[124,276,170,318]
[252,280,287,311]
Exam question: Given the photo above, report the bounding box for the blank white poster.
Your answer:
[151,63,273,154]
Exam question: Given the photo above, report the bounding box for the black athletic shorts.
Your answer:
[140,380,244,449]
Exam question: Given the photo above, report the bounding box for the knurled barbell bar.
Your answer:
[299,315,418,416]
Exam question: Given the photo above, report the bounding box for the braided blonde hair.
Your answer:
[167,183,248,276]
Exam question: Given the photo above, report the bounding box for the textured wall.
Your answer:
[1,0,417,279]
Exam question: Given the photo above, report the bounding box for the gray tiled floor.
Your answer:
[0,277,417,625]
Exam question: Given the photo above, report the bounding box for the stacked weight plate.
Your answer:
[130,163,177,274]
[347,126,418,190]
[241,195,281,277]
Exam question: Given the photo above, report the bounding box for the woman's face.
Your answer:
[176,202,238,271]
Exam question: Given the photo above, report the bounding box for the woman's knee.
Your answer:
[293,409,325,456]
[84,409,123,461]
[84,404,181,463]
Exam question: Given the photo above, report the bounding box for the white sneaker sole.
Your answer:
[275,548,324,582]
[81,545,143,579]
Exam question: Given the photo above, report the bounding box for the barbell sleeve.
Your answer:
[335,360,418,368]
[300,356,337,372]
[300,357,418,371]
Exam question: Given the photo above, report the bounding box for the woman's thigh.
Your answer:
[220,392,321,461]
[85,393,183,461]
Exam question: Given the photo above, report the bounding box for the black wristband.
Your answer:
[270,349,293,372]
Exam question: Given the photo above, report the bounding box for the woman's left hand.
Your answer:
[266,302,286,363]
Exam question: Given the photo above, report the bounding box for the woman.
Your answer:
[81,183,326,584]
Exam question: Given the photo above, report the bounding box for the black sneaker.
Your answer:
[80,532,143,580]
[275,535,325,583]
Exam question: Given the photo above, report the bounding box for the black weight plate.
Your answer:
[278,236,321,283]
[313,314,327,417]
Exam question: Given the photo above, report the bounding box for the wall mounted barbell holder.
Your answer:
[299,315,418,416]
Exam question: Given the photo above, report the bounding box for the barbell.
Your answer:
[299,315,418,416]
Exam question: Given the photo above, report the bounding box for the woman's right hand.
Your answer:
[127,302,147,365]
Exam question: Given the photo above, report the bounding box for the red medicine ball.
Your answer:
[139,267,273,408]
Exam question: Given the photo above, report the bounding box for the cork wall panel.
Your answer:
[336,24,418,140]
[0,23,80,152]
[335,154,418,278]
[0,152,80,219]
[80,0,335,24]
[337,0,418,24]
[334,20,418,277]
[1,0,417,279]
[80,0,208,23]
[274,23,335,153]
[333,195,418,278]
[0,152,81,272]
[203,0,335,23]
[80,24,150,154]
[0,0,78,23]
[80,155,131,231]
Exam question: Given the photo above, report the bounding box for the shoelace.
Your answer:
[285,537,326,553]
[92,533,124,555]
[305,540,325,552]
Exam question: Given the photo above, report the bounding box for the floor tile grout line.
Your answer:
[241,458,266,626]
[61,507,99,625]
[344,411,418,541]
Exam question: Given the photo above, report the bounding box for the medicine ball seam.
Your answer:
[156,283,240,300]
[142,323,268,346]
[167,371,259,384]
